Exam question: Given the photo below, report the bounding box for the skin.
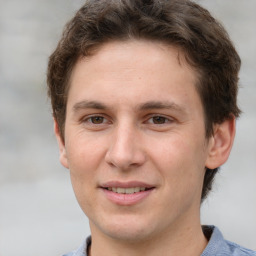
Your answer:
[55,40,235,256]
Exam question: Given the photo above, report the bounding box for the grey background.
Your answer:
[0,0,255,255]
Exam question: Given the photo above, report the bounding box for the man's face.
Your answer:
[57,40,214,242]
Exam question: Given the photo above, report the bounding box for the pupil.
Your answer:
[153,116,165,124]
[92,116,103,124]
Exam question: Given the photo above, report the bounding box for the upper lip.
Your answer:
[100,181,155,189]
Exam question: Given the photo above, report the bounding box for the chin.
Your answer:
[106,227,154,243]
[92,214,157,243]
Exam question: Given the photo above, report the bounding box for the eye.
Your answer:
[148,116,172,125]
[89,116,105,124]
[83,115,109,125]
[151,116,167,124]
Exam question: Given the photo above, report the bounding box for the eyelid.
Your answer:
[81,114,111,124]
[79,113,174,126]
[144,114,175,125]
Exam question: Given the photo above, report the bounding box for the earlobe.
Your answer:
[205,117,236,169]
[54,119,69,169]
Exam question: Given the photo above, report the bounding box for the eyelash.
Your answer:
[82,115,110,125]
[81,114,174,128]
[146,115,173,125]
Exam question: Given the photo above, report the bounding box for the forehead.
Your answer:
[75,40,198,79]
[68,40,201,112]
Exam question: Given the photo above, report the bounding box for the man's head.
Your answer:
[47,0,241,202]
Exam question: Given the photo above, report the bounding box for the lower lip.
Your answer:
[101,188,153,206]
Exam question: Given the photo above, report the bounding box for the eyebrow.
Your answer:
[72,100,186,113]
[139,101,186,113]
[73,100,107,112]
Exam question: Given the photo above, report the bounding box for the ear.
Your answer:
[205,117,236,169]
[54,119,69,169]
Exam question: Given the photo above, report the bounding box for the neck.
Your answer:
[89,215,208,256]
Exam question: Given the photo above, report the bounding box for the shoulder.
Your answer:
[224,240,256,256]
[202,226,256,256]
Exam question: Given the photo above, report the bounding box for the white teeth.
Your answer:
[134,187,140,193]
[107,187,147,194]
[125,188,135,194]
[117,188,125,193]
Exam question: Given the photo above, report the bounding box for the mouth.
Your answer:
[104,187,152,194]
[100,182,155,205]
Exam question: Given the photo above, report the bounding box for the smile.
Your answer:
[101,182,155,205]
[106,187,147,194]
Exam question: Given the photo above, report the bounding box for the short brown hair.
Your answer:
[47,0,241,201]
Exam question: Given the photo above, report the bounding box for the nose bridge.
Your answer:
[105,120,145,169]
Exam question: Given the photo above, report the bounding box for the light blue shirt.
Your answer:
[63,226,256,256]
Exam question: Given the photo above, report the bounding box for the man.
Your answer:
[47,0,255,255]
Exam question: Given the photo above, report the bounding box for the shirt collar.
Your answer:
[68,226,227,256]
[201,225,229,255]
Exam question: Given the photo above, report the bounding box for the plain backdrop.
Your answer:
[0,0,255,255]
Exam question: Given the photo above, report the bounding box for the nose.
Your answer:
[105,123,146,170]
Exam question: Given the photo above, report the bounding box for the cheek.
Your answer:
[65,132,106,173]
[65,136,104,202]
[67,143,100,215]
[150,134,206,188]
[150,135,191,167]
